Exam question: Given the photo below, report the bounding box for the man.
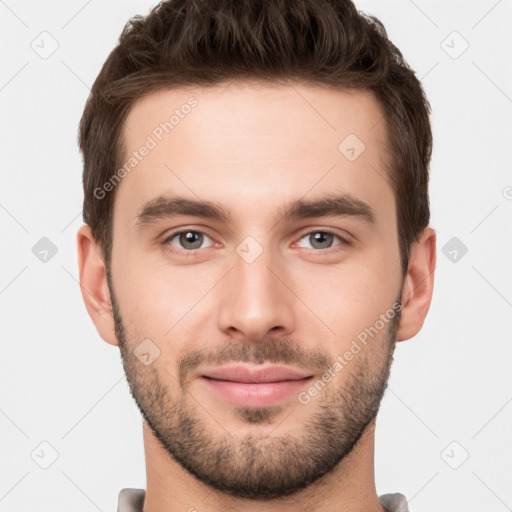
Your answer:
[76,0,436,510]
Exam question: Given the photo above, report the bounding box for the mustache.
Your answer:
[178,338,332,388]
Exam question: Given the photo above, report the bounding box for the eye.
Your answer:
[296,229,349,251]
[163,230,215,252]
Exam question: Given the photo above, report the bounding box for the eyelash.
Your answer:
[160,228,352,257]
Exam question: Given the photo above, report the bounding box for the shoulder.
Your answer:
[117,488,146,512]
[379,492,410,512]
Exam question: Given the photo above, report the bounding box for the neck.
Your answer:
[141,419,386,512]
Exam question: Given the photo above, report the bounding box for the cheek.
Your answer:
[291,259,399,345]
[114,254,219,338]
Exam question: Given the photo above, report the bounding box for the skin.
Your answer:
[77,81,436,512]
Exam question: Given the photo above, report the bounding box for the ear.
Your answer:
[76,224,118,346]
[396,226,437,342]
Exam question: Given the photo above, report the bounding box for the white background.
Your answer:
[1,0,511,510]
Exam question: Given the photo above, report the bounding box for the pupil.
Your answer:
[311,232,332,249]
[181,231,202,249]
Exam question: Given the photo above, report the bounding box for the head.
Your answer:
[77,0,436,500]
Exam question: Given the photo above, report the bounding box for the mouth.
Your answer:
[197,365,315,407]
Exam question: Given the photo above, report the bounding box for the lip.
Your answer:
[197,365,314,407]
[200,365,313,383]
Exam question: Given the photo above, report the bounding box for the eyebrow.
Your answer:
[134,193,376,228]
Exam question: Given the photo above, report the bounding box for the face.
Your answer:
[106,82,405,499]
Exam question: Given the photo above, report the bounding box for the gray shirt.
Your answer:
[117,488,410,512]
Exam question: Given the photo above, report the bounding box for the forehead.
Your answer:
[115,81,393,230]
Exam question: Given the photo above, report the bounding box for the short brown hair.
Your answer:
[79,0,432,275]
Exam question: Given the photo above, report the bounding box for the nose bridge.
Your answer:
[217,239,295,340]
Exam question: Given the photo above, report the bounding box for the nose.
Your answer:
[216,242,296,342]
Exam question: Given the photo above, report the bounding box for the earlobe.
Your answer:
[396,227,437,342]
[76,224,119,346]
